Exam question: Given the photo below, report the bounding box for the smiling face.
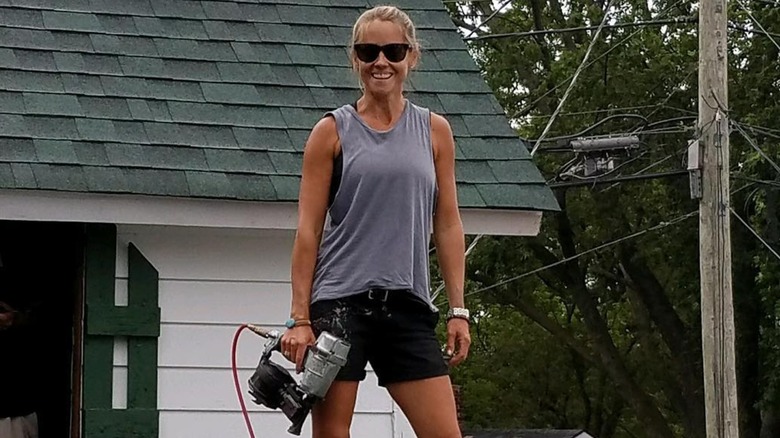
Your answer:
[352,19,418,98]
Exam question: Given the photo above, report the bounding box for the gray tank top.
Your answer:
[311,100,438,307]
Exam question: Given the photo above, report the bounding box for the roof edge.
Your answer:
[0,189,545,236]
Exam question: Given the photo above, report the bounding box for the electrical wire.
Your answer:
[632,68,698,130]
[526,114,649,144]
[641,116,698,130]
[232,324,257,438]
[730,207,780,262]
[734,121,780,140]
[463,0,514,39]
[529,119,693,154]
[455,175,757,308]
[433,211,697,306]
[734,0,780,51]
[732,175,780,188]
[524,104,672,119]
[431,234,485,302]
[733,121,780,175]
[530,3,612,156]
[511,0,687,119]
[729,23,780,40]
[467,16,695,41]
[451,113,720,305]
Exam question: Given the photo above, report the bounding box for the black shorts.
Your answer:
[310,289,449,387]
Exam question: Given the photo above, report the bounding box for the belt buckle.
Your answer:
[367,289,389,302]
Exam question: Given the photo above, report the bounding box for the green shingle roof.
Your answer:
[0,0,558,212]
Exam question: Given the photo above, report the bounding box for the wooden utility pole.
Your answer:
[698,0,740,435]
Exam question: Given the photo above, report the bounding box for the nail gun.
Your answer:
[245,325,351,435]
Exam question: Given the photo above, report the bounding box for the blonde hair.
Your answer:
[349,6,421,64]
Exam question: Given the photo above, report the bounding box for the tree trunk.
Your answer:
[529,191,677,438]
[732,200,763,438]
[622,278,698,436]
[619,250,706,438]
[760,399,780,438]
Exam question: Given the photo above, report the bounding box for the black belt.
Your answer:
[355,288,412,303]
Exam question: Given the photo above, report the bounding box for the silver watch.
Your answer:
[446,307,470,321]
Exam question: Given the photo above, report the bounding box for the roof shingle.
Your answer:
[0,0,557,211]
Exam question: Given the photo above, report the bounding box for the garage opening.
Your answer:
[0,220,84,438]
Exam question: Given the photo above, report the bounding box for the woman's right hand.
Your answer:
[281,325,316,373]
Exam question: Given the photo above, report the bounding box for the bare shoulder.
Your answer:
[306,115,340,157]
[430,111,454,159]
[430,111,453,135]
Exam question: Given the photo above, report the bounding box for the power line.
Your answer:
[454,169,748,307]
[729,23,780,40]
[663,104,698,115]
[632,68,698,130]
[733,121,780,176]
[524,104,673,119]
[467,17,695,41]
[731,175,780,189]
[510,0,688,119]
[525,103,698,121]
[530,2,613,156]
[549,169,688,188]
[733,0,780,50]
[730,207,780,262]
[528,116,694,153]
[430,234,485,302]
[735,121,780,139]
[527,114,648,145]
[463,0,514,39]
[457,117,719,303]
[447,211,697,303]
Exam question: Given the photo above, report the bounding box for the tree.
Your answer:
[438,1,780,437]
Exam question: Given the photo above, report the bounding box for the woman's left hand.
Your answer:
[445,318,471,366]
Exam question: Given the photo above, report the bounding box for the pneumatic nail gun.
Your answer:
[245,325,351,435]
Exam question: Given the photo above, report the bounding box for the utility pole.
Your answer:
[698,0,740,435]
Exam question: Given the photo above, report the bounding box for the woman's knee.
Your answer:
[312,421,351,438]
[312,409,352,438]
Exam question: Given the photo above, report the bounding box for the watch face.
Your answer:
[285,319,295,328]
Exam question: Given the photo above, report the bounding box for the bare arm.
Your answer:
[289,116,340,321]
[431,113,465,308]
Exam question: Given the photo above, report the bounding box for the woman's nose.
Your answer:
[374,51,389,65]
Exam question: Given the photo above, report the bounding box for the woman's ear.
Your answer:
[350,52,359,72]
[408,49,419,71]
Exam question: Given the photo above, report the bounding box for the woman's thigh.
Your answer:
[312,381,359,438]
[387,376,460,438]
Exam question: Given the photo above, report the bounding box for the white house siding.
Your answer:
[108,224,417,437]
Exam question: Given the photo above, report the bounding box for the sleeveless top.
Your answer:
[310,100,438,308]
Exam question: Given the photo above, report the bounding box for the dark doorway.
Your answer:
[0,220,84,438]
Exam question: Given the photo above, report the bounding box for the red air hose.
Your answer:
[232,324,256,438]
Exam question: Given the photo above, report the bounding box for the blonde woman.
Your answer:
[282,6,470,437]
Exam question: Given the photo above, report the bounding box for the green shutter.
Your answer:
[83,224,161,438]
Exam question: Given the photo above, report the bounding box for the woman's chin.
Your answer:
[364,81,403,97]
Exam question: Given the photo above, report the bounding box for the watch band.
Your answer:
[446,307,470,322]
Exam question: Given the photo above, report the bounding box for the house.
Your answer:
[0,0,558,437]
[463,430,595,438]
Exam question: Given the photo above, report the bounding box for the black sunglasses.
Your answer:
[353,43,411,63]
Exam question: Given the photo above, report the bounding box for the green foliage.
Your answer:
[439,1,780,437]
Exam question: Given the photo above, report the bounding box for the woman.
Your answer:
[281,6,470,438]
